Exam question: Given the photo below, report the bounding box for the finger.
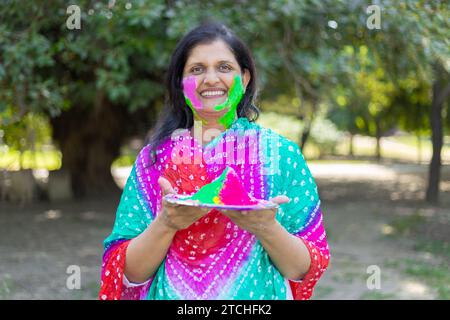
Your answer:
[270,195,290,204]
[158,177,176,196]
[163,200,179,208]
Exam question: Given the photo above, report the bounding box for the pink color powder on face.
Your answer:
[182,75,203,110]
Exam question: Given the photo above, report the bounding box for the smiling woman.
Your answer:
[99,22,330,300]
[181,39,250,127]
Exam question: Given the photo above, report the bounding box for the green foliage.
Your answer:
[0,0,448,162]
[257,111,343,157]
[1,112,52,150]
[309,117,344,157]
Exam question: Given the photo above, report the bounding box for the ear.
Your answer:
[242,69,251,91]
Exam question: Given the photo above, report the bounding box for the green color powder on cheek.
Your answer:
[214,75,245,128]
[183,74,244,128]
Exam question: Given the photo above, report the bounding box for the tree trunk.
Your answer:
[416,132,422,165]
[349,133,354,157]
[300,122,311,152]
[375,120,382,162]
[299,99,317,151]
[50,99,150,199]
[426,65,450,204]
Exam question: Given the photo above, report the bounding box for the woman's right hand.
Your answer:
[157,177,209,231]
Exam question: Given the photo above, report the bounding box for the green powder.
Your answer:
[183,74,244,128]
[188,167,230,204]
[214,75,244,128]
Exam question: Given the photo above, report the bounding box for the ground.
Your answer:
[0,162,449,300]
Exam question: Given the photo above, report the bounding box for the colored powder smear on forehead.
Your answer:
[187,166,258,206]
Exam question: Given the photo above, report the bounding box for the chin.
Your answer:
[200,107,226,114]
[202,99,227,110]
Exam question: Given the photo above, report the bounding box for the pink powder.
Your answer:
[219,167,259,206]
[182,75,203,110]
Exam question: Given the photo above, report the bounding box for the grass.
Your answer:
[86,281,100,299]
[258,111,450,162]
[382,213,450,299]
[2,111,450,171]
[336,135,450,163]
[359,291,397,300]
[390,135,450,149]
[331,270,368,284]
[403,259,450,299]
[383,259,402,269]
[0,276,15,299]
[312,286,335,299]
[384,213,450,260]
[386,213,427,237]
[0,149,61,170]
[414,240,450,261]
[111,153,137,168]
[308,159,371,165]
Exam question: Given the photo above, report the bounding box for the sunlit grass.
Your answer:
[382,213,450,299]
[0,149,62,170]
[309,159,371,165]
[359,291,397,300]
[257,111,450,163]
[403,259,450,299]
[385,213,427,237]
[2,111,450,170]
[111,154,137,168]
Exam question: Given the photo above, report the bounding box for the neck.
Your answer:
[202,121,226,133]
[190,116,236,146]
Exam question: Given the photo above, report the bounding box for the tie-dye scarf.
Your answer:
[99,117,330,300]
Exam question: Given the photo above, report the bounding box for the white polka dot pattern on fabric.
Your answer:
[99,118,330,300]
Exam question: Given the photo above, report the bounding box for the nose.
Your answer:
[202,68,220,86]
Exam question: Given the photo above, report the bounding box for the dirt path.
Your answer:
[311,163,450,299]
[0,163,448,299]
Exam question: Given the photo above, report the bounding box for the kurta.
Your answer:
[99,117,330,300]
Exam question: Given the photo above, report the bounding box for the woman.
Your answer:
[99,22,330,300]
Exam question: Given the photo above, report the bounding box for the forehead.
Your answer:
[186,39,237,65]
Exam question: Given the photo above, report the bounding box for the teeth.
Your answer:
[201,90,225,97]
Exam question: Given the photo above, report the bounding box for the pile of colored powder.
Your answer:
[187,167,259,206]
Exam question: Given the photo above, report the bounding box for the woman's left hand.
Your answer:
[220,196,290,236]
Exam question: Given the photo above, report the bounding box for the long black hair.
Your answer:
[146,22,260,163]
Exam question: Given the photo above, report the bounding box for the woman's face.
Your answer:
[182,39,250,124]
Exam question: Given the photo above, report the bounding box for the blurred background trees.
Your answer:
[1,0,449,202]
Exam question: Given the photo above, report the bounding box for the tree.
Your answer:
[328,46,397,160]
[1,1,172,197]
[388,76,431,164]
[1,0,448,203]
[366,0,450,204]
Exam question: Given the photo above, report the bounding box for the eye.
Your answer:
[190,66,204,74]
[219,64,232,72]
